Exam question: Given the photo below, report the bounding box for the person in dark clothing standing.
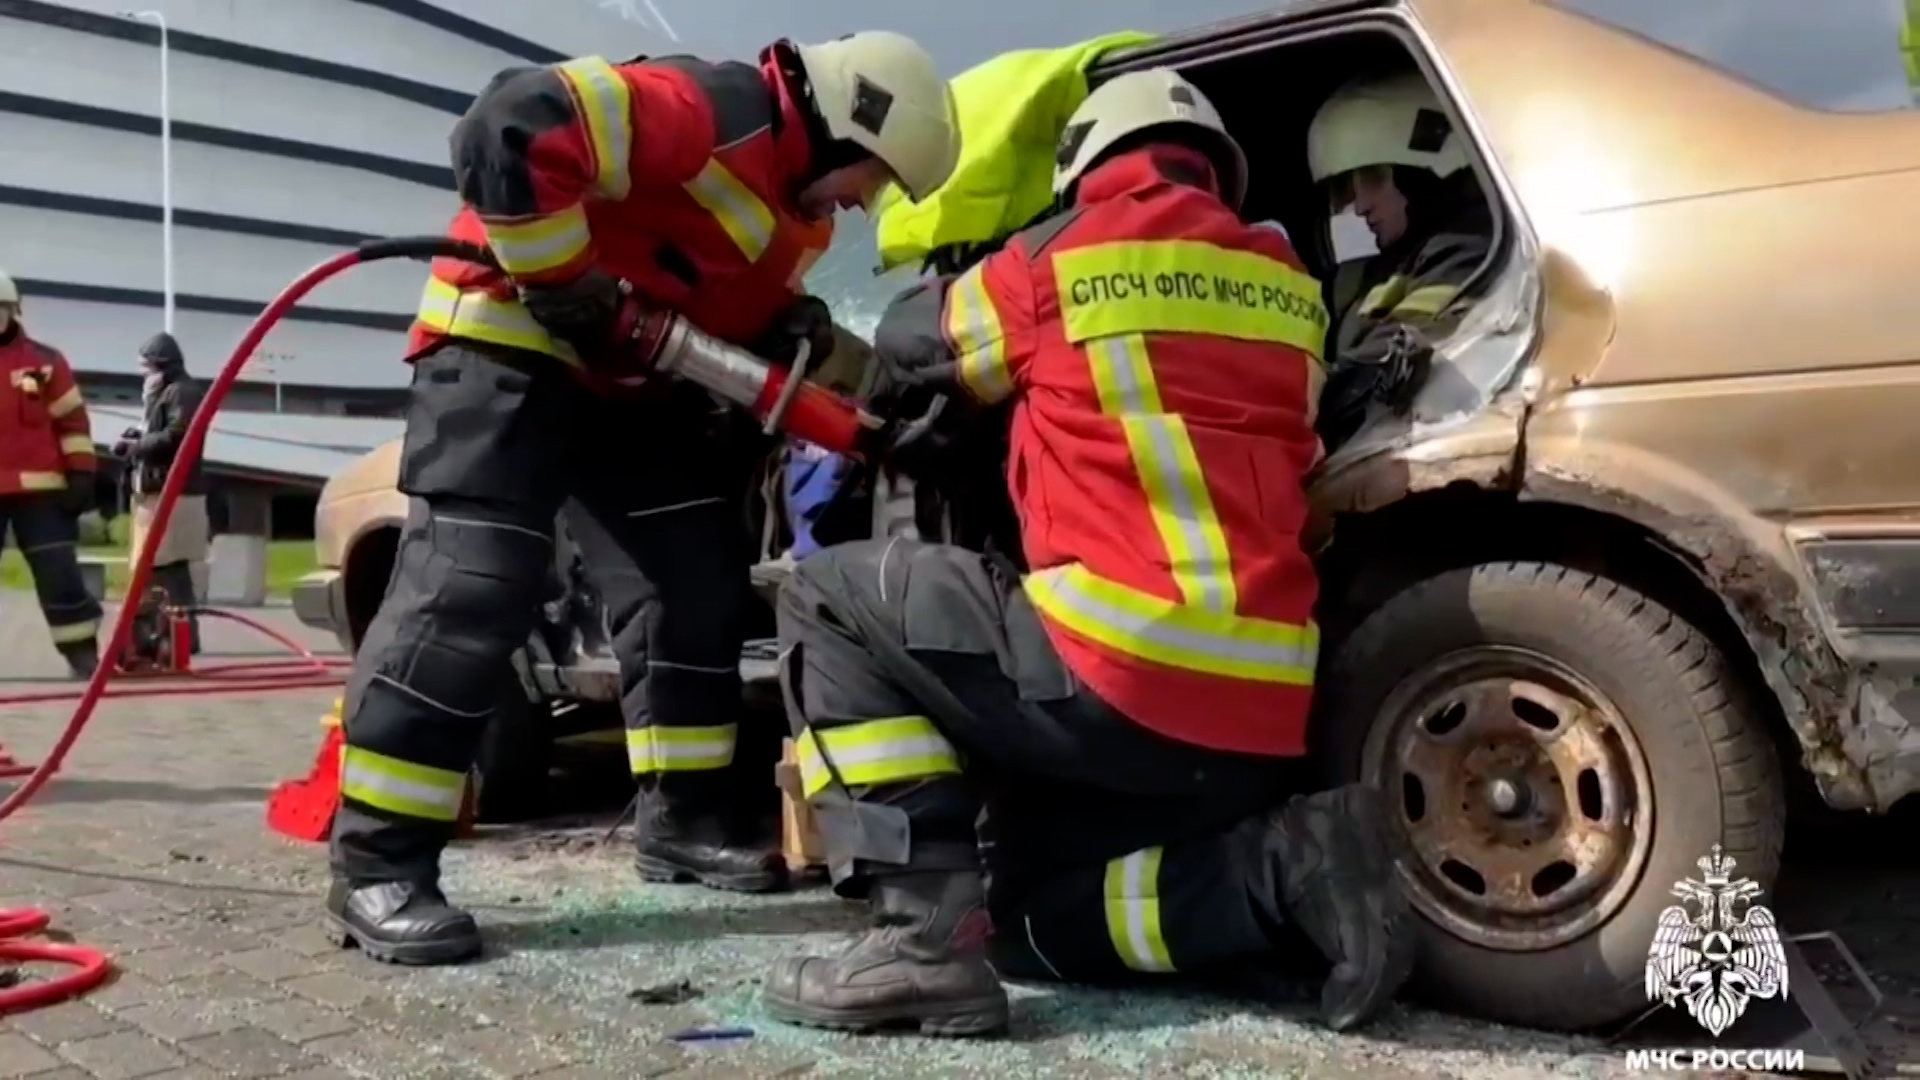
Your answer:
[112,331,210,651]
[0,268,104,679]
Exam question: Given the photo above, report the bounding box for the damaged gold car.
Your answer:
[302,0,1920,1031]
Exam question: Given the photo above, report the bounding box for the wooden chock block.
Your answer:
[775,738,824,873]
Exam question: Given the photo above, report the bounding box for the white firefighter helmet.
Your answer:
[1307,71,1470,184]
[1053,68,1249,209]
[792,31,960,202]
[0,268,18,305]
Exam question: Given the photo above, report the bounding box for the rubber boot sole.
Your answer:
[323,913,482,967]
[633,853,787,894]
[1314,788,1419,1032]
[762,989,1010,1037]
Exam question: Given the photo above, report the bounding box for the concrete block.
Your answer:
[208,534,268,607]
[77,555,114,602]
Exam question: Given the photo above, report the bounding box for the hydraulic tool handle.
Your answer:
[748,362,881,457]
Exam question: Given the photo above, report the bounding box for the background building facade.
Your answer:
[0,0,688,417]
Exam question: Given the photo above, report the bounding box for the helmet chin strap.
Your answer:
[766,40,871,196]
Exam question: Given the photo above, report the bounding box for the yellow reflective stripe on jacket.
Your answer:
[626,724,737,774]
[1104,846,1175,973]
[1026,562,1317,685]
[48,618,99,645]
[46,386,84,419]
[415,279,581,366]
[1085,332,1236,613]
[19,471,66,491]
[340,745,466,822]
[944,264,1013,402]
[58,434,95,456]
[795,716,961,798]
[556,57,634,199]
[480,204,592,278]
[685,160,775,261]
[1052,240,1328,359]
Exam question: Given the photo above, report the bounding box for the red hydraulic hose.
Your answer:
[0,908,112,1015]
[0,238,494,1013]
[0,237,489,826]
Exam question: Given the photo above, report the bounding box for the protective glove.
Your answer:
[870,393,958,484]
[755,295,836,368]
[112,426,140,459]
[62,471,97,516]
[520,270,673,386]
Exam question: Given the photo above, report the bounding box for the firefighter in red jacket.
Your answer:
[764,70,1413,1036]
[327,33,959,965]
[0,271,103,680]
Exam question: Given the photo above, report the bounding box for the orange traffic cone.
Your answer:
[265,701,345,843]
[264,700,479,844]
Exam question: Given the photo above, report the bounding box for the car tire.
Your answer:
[472,674,554,825]
[1315,560,1785,1031]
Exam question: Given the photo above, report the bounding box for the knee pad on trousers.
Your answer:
[363,512,552,718]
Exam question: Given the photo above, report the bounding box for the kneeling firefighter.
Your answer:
[765,70,1414,1037]
[327,32,960,965]
[1308,70,1491,450]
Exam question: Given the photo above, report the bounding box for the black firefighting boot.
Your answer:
[632,775,788,893]
[763,867,1010,1036]
[1257,784,1417,1032]
[324,878,482,966]
[60,642,99,681]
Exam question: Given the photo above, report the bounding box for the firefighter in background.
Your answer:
[114,331,210,653]
[1308,70,1492,450]
[764,70,1412,1037]
[0,270,104,679]
[327,32,960,965]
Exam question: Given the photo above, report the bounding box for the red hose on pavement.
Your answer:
[0,236,495,1013]
[0,908,111,1016]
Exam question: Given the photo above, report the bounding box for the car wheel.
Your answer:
[1316,560,1785,1031]
[472,674,554,825]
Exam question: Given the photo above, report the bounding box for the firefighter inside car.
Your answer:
[763,70,1412,1039]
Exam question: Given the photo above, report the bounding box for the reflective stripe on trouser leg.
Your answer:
[794,716,962,797]
[340,745,467,822]
[1104,847,1174,973]
[627,724,738,774]
[990,826,1279,984]
[331,503,555,881]
[9,499,103,649]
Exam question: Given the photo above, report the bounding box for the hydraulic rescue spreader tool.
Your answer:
[0,235,886,1014]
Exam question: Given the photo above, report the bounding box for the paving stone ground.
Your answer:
[1,593,1915,1079]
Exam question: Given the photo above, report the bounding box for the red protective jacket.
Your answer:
[409,54,833,373]
[0,326,97,498]
[874,146,1329,756]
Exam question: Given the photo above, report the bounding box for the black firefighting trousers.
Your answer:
[0,494,102,658]
[330,342,758,883]
[779,537,1298,983]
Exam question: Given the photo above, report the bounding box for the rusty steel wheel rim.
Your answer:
[1361,646,1656,952]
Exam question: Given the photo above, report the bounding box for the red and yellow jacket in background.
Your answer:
[0,328,96,497]
[875,145,1329,757]
[409,54,833,374]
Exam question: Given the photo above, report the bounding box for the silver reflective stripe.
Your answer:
[1040,569,1315,671]
[685,161,773,259]
[1087,335,1232,612]
[559,58,633,199]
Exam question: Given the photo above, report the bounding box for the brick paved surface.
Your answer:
[2,593,1915,1079]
